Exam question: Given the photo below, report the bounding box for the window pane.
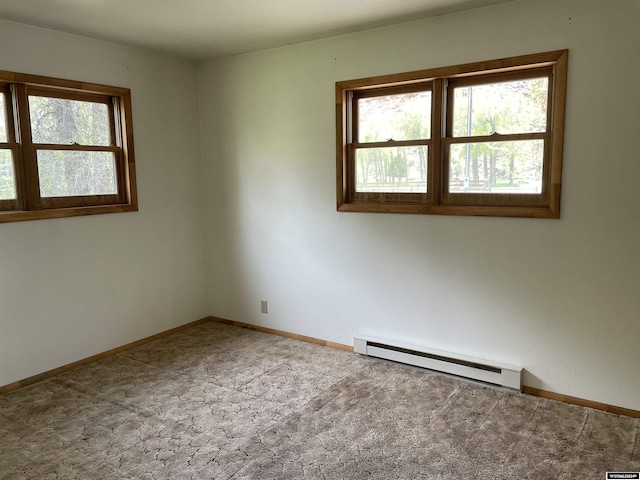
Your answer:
[29,96,110,146]
[449,140,543,194]
[0,149,16,200]
[356,146,427,193]
[37,150,117,197]
[0,93,7,143]
[452,77,548,137]
[358,91,431,142]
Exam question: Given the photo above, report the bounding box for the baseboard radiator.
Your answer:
[353,336,522,391]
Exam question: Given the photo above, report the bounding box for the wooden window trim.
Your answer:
[0,83,21,212]
[0,70,138,223]
[336,50,568,218]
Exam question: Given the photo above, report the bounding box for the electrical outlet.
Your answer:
[260,300,268,314]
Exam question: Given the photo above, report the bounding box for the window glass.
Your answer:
[355,146,428,193]
[358,91,431,142]
[0,149,16,200]
[449,140,544,194]
[37,150,117,197]
[452,77,548,137]
[29,96,111,146]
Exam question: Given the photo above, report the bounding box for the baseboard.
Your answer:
[210,316,353,352]
[0,317,210,396]
[522,386,640,419]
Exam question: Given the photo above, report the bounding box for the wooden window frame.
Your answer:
[336,50,568,218]
[0,83,21,213]
[350,83,433,205]
[0,70,137,223]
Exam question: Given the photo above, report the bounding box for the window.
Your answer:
[336,50,568,218]
[0,71,137,223]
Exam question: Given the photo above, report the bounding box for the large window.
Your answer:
[0,71,137,223]
[336,50,568,218]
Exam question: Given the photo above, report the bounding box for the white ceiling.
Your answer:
[0,0,515,61]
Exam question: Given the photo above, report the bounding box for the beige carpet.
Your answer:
[1,320,638,479]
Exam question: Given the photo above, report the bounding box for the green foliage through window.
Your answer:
[0,150,16,200]
[452,78,548,137]
[29,96,110,146]
[449,140,543,194]
[356,146,428,193]
[37,150,117,197]
[358,91,431,142]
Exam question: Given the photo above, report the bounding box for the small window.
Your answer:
[336,50,568,218]
[352,85,431,200]
[0,71,137,223]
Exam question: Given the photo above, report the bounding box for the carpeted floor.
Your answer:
[1,321,638,479]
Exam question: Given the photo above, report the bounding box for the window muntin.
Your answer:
[0,71,137,222]
[336,50,567,218]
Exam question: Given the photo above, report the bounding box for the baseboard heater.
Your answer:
[354,336,522,391]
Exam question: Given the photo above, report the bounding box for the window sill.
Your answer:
[337,202,559,218]
[0,203,138,223]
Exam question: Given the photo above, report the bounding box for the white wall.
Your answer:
[199,0,640,410]
[0,20,208,386]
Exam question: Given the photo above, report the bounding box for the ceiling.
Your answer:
[0,0,515,61]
